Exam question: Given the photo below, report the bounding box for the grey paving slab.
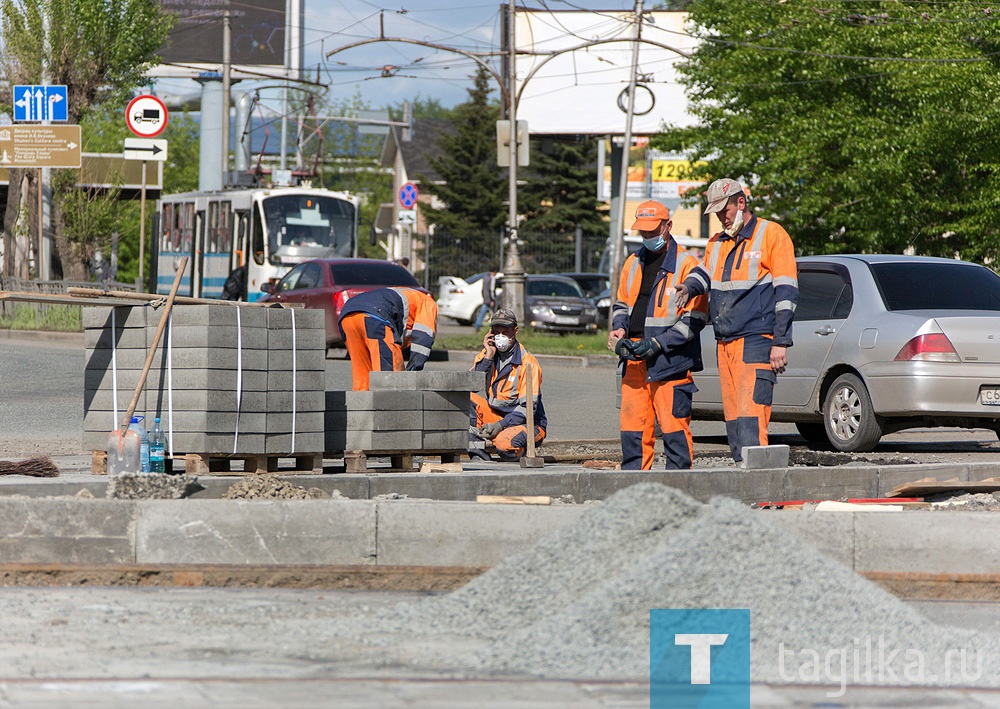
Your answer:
[82,305,148,329]
[326,390,424,412]
[267,390,326,412]
[422,409,470,430]
[421,431,468,449]
[266,306,324,331]
[687,467,786,504]
[84,326,147,349]
[265,432,326,455]
[267,328,327,354]
[854,511,1000,574]
[422,390,472,410]
[578,470,687,503]
[783,466,878,501]
[268,370,326,391]
[159,324,269,349]
[92,348,267,370]
[369,370,485,391]
[86,368,269,392]
[326,409,423,431]
[136,499,376,565]
[742,444,790,469]
[375,499,585,566]
[167,303,268,328]
[762,509,856,569]
[325,430,423,451]
[0,499,134,564]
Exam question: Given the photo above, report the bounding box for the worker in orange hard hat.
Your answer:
[608,200,708,470]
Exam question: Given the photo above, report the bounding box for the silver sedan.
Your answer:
[693,254,1000,451]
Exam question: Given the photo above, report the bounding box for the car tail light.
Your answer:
[894,333,961,362]
[333,290,349,314]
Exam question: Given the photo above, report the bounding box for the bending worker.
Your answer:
[468,308,547,461]
[608,200,708,470]
[338,286,438,391]
[675,178,798,462]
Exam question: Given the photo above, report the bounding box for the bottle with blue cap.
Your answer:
[128,416,150,474]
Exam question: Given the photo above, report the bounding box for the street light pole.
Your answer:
[608,0,645,309]
[499,0,526,327]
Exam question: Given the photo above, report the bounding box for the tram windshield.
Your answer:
[263,194,356,256]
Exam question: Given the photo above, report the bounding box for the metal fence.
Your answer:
[416,228,609,287]
[0,277,139,323]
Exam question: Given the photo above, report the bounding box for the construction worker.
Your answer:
[674,178,798,462]
[468,308,547,461]
[338,286,438,391]
[607,200,708,470]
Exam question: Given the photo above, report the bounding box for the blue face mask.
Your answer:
[642,235,666,252]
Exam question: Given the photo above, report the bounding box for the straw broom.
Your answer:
[0,456,59,477]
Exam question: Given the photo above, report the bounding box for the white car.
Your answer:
[436,272,502,325]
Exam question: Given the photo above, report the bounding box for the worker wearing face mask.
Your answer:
[673,178,799,463]
[608,201,709,470]
[468,308,547,461]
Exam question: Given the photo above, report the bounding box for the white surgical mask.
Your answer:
[642,235,666,252]
[724,208,745,237]
[493,333,512,352]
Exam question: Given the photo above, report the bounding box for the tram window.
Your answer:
[162,204,174,251]
[252,208,265,265]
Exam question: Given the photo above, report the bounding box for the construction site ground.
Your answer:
[6,332,1000,705]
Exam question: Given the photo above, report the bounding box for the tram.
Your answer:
[154,185,361,301]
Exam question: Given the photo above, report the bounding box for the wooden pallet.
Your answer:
[341,450,464,474]
[92,451,323,476]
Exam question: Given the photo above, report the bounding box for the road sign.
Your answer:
[124,138,168,162]
[398,182,418,209]
[126,95,168,137]
[398,209,416,225]
[0,125,81,168]
[12,85,68,122]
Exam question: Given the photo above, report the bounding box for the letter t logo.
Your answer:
[674,633,729,684]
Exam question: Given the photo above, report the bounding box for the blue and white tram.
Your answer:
[154,186,360,301]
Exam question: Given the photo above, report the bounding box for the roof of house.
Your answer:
[379,118,453,184]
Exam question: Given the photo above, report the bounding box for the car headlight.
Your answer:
[531,305,554,318]
[596,297,610,309]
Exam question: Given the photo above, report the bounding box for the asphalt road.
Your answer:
[3,329,1000,464]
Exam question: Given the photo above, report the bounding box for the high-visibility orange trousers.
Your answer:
[718,334,776,462]
[470,393,545,457]
[619,360,696,470]
[341,313,402,391]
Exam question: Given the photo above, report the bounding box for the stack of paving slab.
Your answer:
[325,371,484,454]
[83,303,325,459]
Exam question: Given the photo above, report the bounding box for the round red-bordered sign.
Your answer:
[126,95,169,137]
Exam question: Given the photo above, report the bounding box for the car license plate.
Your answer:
[980,387,1000,406]
[553,315,578,325]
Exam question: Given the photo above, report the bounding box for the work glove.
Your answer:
[479,421,504,440]
[630,337,662,361]
[614,338,637,359]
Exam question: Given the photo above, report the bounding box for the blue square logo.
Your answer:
[650,609,750,709]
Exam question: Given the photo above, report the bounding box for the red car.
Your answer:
[260,258,428,347]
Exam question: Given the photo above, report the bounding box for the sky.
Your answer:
[152,0,646,113]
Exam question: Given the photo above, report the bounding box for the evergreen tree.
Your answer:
[520,138,606,272]
[419,66,506,274]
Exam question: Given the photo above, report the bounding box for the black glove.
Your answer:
[479,421,504,440]
[631,337,662,360]
[615,338,636,358]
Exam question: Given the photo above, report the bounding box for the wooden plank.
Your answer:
[889,477,1000,498]
[419,461,464,473]
[476,495,552,505]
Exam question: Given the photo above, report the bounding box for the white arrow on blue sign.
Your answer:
[12,85,68,122]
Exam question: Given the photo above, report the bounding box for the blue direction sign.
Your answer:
[12,85,68,122]
[398,182,419,209]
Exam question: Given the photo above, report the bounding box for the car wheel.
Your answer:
[794,422,830,448]
[823,373,884,452]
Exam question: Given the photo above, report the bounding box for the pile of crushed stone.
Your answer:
[223,475,332,500]
[929,491,1000,511]
[337,483,1000,686]
[107,473,203,499]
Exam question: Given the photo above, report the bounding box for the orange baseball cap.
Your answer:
[631,200,671,231]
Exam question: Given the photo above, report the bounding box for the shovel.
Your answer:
[106,257,188,474]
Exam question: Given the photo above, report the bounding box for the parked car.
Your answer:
[260,258,425,346]
[558,272,610,299]
[526,274,600,334]
[593,287,612,329]
[436,272,503,325]
[692,254,1000,452]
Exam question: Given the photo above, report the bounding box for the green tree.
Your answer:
[520,138,606,271]
[0,0,172,280]
[654,1,1000,261]
[418,66,506,272]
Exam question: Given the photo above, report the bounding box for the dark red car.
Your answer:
[260,258,427,347]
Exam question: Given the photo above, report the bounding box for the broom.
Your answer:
[0,456,59,477]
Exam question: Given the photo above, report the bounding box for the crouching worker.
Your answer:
[338,286,438,391]
[468,308,547,461]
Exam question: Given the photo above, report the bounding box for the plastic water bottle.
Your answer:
[149,418,165,474]
[129,416,150,474]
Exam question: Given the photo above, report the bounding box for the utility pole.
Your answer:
[222,9,231,183]
[608,0,645,307]
[499,0,526,327]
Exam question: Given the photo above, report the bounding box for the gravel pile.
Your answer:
[106,473,203,499]
[929,491,1000,511]
[353,483,1000,685]
[223,475,330,500]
